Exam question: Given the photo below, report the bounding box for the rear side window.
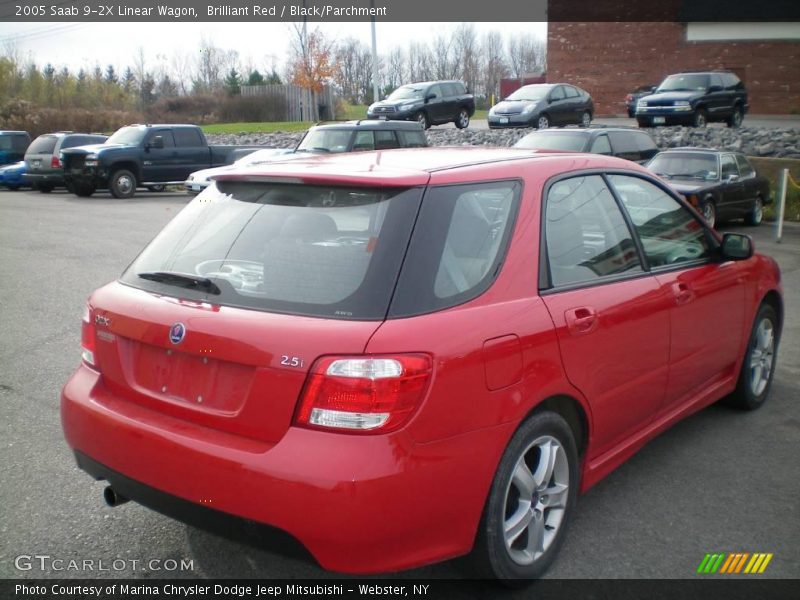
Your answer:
[149,130,175,148]
[397,130,427,148]
[720,155,738,179]
[544,176,642,288]
[608,175,712,268]
[173,128,204,147]
[564,86,580,99]
[374,130,399,150]
[27,135,58,154]
[121,183,423,320]
[735,154,755,177]
[607,132,639,160]
[389,181,521,317]
[634,132,658,160]
[589,135,611,155]
[352,131,375,151]
[550,86,565,101]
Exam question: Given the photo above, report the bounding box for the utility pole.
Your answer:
[370,0,379,103]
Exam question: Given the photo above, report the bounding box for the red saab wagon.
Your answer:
[61,148,782,582]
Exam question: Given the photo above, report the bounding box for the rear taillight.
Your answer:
[51,156,61,168]
[81,304,96,367]
[294,354,432,434]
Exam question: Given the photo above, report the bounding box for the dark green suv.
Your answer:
[635,71,748,128]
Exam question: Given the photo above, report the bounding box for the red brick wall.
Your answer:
[547,22,800,115]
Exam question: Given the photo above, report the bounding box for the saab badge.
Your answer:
[169,322,186,345]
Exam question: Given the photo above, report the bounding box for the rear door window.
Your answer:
[607,132,640,161]
[121,183,423,320]
[352,131,375,151]
[544,176,642,288]
[374,130,399,150]
[173,128,205,147]
[397,130,427,148]
[390,181,521,317]
[589,134,611,155]
[735,154,755,177]
[720,155,739,179]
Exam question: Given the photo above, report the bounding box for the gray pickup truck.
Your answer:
[61,124,262,199]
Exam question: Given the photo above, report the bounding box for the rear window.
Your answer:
[120,182,423,320]
[514,132,587,152]
[27,135,58,154]
[397,129,427,148]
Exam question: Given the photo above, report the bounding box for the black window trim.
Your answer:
[538,168,721,294]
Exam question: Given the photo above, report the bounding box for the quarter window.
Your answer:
[608,175,712,268]
[545,176,642,287]
[720,155,739,179]
[589,135,611,155]
[735,154,755,178]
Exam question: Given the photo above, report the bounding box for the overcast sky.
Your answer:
[1,22,547,74]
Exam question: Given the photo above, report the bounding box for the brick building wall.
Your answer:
[547,22,800,115]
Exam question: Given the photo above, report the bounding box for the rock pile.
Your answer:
[207,124,800,159]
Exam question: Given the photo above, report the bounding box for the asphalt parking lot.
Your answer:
[0,188,798,582]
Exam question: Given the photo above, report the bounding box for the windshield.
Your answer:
[106,127,146,146]
[648,153,719,180]
[120,182,423,320]
[514,132,587,151]
[387,85,426,101]
[657,74,710,93]
[506,85,550,101]
[296,130,353,154]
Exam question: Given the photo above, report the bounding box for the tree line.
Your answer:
[0,24,545,134]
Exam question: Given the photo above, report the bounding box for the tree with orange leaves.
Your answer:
[289,24,335,120]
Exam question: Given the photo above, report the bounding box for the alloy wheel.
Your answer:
[502,436,569,566]
[749,318,775,397]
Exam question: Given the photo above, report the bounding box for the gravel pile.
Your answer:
[207,124,800,159]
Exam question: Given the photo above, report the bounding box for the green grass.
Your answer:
[201,122,313,134]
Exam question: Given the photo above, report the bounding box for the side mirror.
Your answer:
[725,173,740,183]
[708,85,723,93]
[149,136,164,150]
[425,93,437,102]
[720,233,753,260]
[648,86,657,93]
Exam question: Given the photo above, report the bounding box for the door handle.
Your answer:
[671,282,695,305]
[565,307,598,336]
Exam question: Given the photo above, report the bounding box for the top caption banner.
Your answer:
[2,0,799,22]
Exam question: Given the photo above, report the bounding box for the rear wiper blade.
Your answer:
[138,271,221,295]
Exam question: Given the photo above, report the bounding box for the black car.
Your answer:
[636,71,748,128]
[367,81,475,130]
[514,127,659,163]
[625,85,656,117]
[488,83,594,130]
[25,132,109,193]
[646,148,770,228]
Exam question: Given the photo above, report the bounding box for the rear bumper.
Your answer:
[25,172,65,185]
[487,114,535,128]
[61,365,511,573]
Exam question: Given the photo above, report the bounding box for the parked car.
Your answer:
[0,131,31,166]
[185,148,295,194]
[185,120,428,194]
[24,132,108,193]
[625,85,656,117]
[514,127,659,163]
[647,148,770,228]
[635,71,748,128]
[488,84,593,129]
[62,148,782,583]
[0,161,28,190]
[367,81,475,129]
[61,124,265,199]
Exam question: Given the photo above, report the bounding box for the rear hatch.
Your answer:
[25,134,59,174]
[89,178,426,443]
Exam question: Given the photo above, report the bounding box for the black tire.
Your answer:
[536,114,550,130]
[146,184,166,192]
[6,185,20,191]
[580,110,592,127]
[724,303,779,410]
[700,198,716,228]
[471,411,578,584]
[727,106,744,128]
[693,108,708,128]
[636,118,649,128]
[73,184,95,197]
[454,108,470,129]
[414,111,430,130]
[37,184,54,193]
[109,169,137,199]
[745,196,764,226]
